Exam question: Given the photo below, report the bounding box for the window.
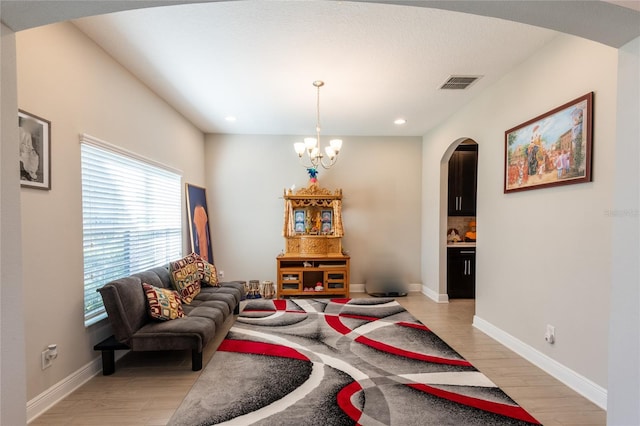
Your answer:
[81,135,182,326]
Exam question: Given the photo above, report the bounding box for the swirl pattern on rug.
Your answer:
[169,298,541,426]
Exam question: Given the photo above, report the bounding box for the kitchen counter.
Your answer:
[447,242,476,247]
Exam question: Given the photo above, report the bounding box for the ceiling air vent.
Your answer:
[439,75,481,90]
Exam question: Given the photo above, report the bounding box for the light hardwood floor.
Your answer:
[30,293,606,425]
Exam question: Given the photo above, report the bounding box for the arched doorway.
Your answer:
[440,138,478,301]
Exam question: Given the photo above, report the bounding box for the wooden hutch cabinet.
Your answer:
[277,256,350,297]
[277,183,349,298]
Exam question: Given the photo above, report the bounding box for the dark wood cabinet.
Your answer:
[447,247,475,299]
[448,144,478,216]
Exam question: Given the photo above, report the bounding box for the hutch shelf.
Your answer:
[277,255,350,298]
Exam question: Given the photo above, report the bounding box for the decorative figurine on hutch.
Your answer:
[307,167,319,187]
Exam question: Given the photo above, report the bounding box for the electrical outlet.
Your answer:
[545,324,555,344]
[41,350,54,369]
[42,350,52,369]
[41,344,58,370]
[218,270,224,279]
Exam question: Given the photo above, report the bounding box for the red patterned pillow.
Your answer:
[142,283,185,321]
[169,253,201,304]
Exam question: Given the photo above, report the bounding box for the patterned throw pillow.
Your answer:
[169,253,201,304]
[142,283,185,321]
[195,255,219,287]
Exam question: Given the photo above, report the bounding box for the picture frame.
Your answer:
[185,183,214,263]
[321,222,331,234]
[18,109,51,190]
[294,209,306,234]
[321,209,332,234]
[504,92,593,193]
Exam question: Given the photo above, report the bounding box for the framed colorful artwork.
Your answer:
[186,183,214,263]
[504,92,593,193]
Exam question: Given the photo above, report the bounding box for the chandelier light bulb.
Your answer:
[329,139,343,152]
[304,137,317,150]
[325,146,336,159]
[294,142,306,156]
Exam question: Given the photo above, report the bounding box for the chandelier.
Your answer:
[293,81,343,170]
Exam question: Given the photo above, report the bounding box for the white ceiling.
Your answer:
[70,1,564,136]
[5,1,638,137]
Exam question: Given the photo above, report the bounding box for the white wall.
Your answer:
[422,34,617,391]
[11,13,636,424]
[1,23,27,426]
[204,134,422,287]
[16,22,206,402]
[607,35,640,425]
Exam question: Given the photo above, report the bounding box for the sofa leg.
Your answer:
[234,304,240,315]
[93,335,129,375]
[101,350,116,375]
[192,350,203,371]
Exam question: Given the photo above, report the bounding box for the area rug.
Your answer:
[169,298,541,426]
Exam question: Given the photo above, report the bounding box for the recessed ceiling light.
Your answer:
[225,116,236,122]
[394,118,407,125]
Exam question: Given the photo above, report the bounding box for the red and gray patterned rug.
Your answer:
[169,298,541,425]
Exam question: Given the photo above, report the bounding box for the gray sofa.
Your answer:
[96,265,245,374]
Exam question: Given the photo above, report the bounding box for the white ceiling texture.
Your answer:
[4,1,640,137]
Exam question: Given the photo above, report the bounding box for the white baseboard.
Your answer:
[26,351,128,423]
[351,283,422,294]
[422,284,449,303]
[407,283,422,293]
[473,315,607,410]
[351,283,365,293]
[27,358,101,423]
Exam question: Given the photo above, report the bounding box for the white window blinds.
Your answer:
[81,135,182,326]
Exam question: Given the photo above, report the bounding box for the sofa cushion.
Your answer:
[97,276,148,345]
[189,297,231,318]
[133,269,169,289]
[195,289,237,312]
[169,254,201,304]
[131,316,215,352]
[184,305,226,329]
[197,257,219,287]
[142,283,185,321]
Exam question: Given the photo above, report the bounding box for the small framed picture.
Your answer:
[294,209,305,224]
[322,222,331,234]
[321,210,332,234]
[19,109,51,190]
